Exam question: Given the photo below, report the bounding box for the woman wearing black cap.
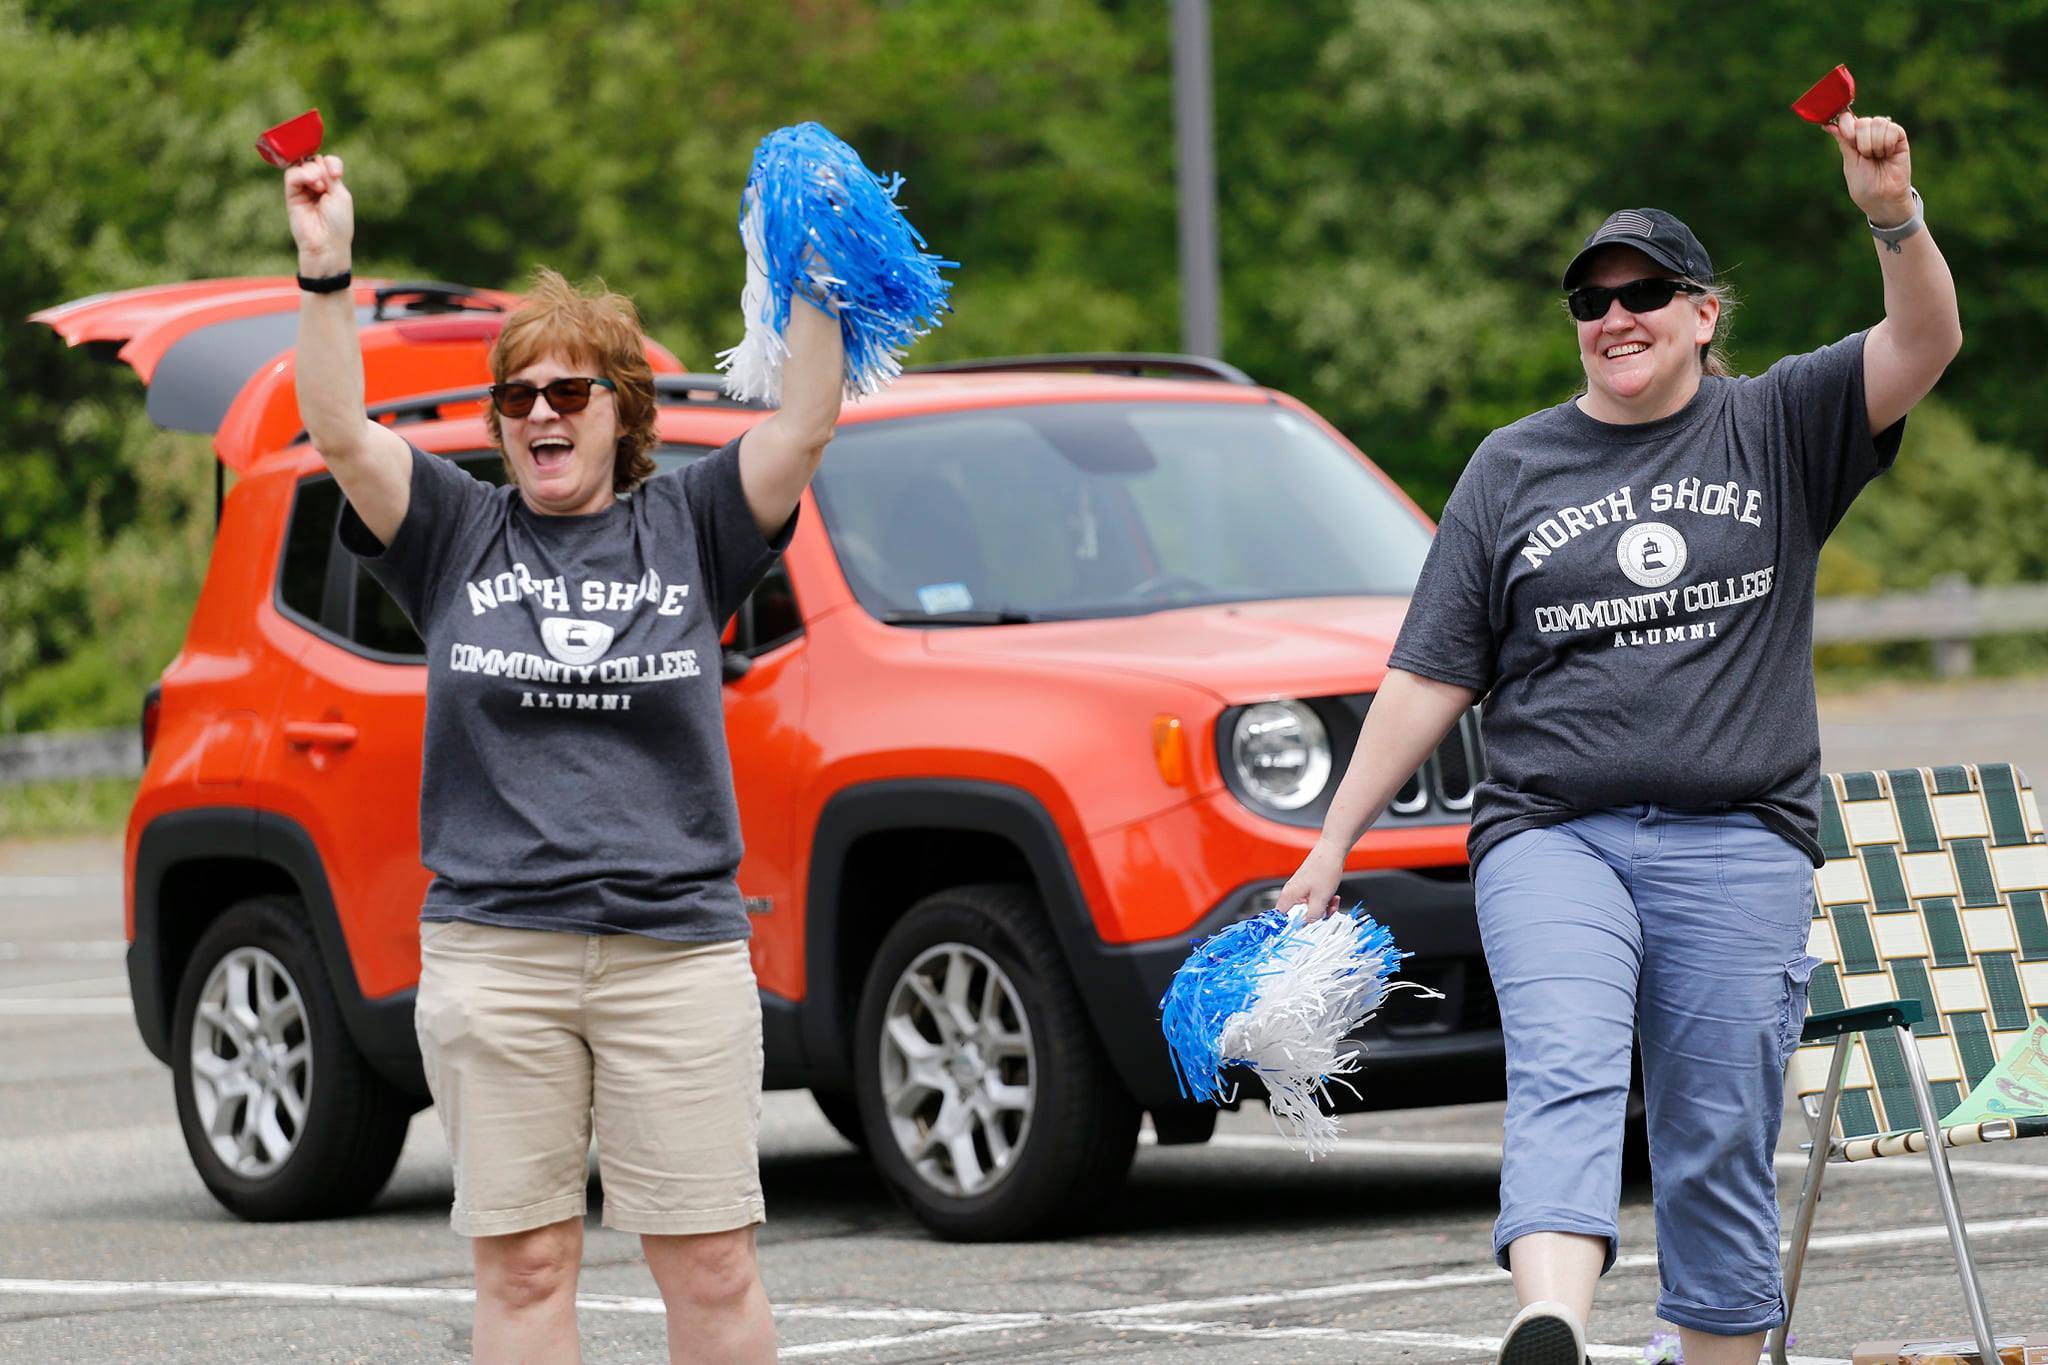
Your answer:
[1277,108,1960,1364]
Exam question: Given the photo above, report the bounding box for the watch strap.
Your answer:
[1869,188,1924,253]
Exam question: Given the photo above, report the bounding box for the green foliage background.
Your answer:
[4,0,2046,731]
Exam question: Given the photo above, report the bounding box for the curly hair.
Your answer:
[485,268,657,493]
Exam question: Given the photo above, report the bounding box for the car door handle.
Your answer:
[283,720,358,749]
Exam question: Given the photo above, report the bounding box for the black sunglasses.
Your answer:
[1566,278,1705,322]
[488,376,615,418]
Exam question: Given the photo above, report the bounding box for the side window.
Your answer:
[278,477,343,626]
[736,561,802,657]
[457,453,512,490]
[351,570,425,657]
[346,455,508,660]
[290,452,794,660]
[281,455,510,661]
[651,446,802,661]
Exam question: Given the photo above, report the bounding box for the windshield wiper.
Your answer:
[881,609,1038,626]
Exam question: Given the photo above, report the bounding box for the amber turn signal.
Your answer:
[1152,714,1187,786]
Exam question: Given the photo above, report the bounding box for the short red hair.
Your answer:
[486,268,657,493]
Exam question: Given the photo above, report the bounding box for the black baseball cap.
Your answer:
[1561,208,1715,289]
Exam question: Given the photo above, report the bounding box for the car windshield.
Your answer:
[810,402,1433,622]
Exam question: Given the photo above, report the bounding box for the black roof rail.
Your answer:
[372,281,505,320]
[283,385,501,445]
[360,385,493,427]
[905,352,1256,386]
[289,373,766,447]
[653,373,769,409]
[351,374,763,427]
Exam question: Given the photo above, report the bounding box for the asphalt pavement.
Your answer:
[3,679,2045,1363]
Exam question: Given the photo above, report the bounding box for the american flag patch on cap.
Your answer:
[1598,210,1654,238]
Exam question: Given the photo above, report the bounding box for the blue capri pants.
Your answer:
[1474,806,1819,1337]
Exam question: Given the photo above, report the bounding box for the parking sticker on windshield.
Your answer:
[917,582,974,614]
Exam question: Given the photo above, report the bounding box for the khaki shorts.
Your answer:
[415,920,765,1238]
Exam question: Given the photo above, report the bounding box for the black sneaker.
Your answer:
[1494,1300,1587,1365]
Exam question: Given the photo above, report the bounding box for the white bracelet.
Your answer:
[1869,187,1924,253]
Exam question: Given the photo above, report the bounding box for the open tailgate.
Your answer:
[32,277,683,471]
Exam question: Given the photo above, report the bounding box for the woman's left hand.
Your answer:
[1830,111,1915,225]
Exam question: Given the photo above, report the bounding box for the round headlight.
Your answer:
[1230,701,1331,812]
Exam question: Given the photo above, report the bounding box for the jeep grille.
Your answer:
[1386,705,1483,819]
[1216,694,1484,829]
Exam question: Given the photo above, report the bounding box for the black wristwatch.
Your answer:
[296,269,353,293]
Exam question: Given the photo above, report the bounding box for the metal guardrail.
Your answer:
[1813,575,2048,678]
[1,579,2042,787]
[0,728,140,787]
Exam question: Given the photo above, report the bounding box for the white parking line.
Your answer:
[775,1306,1045,1325]
[0,1283,1849,1363]
[790,1320,1569,1362]
[1102,1320,1841,1365]
[778,1316,1054,1358]
[6,1211,2045,1360]
[1185,1130,2048,1182]
[0,1279,1019,1326]
[782,1209,2048,1358]
[0,1279,489,1310]
[1072,1209,2048,1324]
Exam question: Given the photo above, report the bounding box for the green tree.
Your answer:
[1221,0,1625,508]
[4,0,2046,730]
[0,4,304,729]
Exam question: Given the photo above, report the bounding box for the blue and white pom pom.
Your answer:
[717,122,955,404]
[1160,906,1434,1158]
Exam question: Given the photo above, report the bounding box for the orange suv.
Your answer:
[39,278,1499,1240]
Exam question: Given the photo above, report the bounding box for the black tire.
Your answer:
[170,895,412,1220]
[810,1088,869,1150]
[852,883,1140,1240]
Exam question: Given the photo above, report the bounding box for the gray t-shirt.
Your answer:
[1389,331,1903,869]
[341,438,793,941]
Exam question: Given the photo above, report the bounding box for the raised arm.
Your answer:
[1829,111,1963,434]
[286,154,413,545]
[1276,668,1480,920]
[736,294,844,538]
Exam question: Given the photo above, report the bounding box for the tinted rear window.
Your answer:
[278,478,342,625]
[278,445,714,661]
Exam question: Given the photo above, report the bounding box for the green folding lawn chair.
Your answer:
[1771,763,2048,1365]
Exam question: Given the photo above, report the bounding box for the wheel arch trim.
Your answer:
[798,779,1168,1099]
[131,807,427,1096]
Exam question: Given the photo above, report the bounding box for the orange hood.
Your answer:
[919,596,1413,702]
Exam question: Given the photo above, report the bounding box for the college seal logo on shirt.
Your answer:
[1616,521,1687,588]
[540,617,616,666]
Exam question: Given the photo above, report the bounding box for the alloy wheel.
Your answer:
[877,943,1036,1197]
[187,946,313,1178]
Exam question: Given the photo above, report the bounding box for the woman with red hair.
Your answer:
[285,149,839,1364]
